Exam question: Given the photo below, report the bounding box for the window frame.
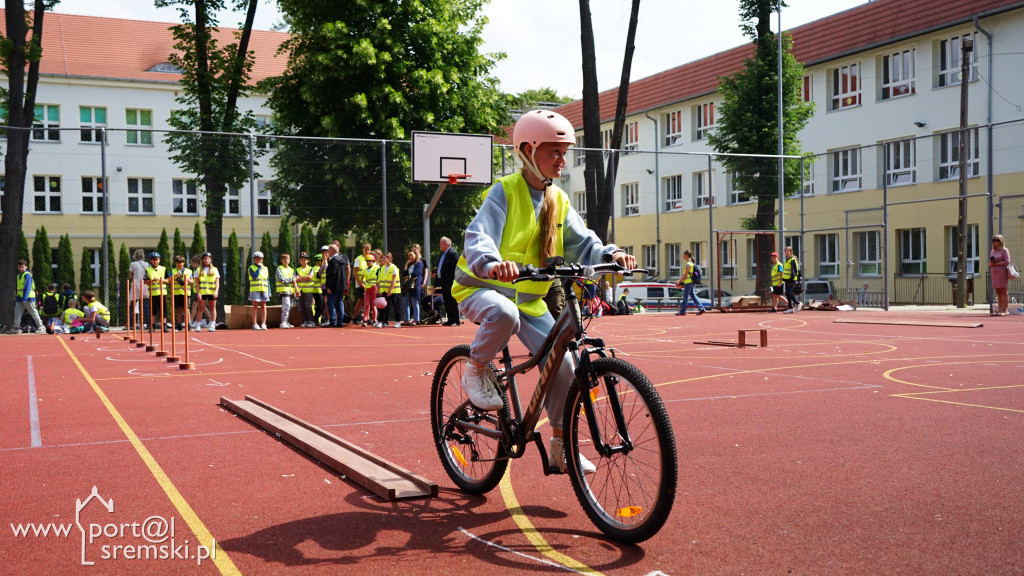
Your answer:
[79,106,107,143]
[816,233,840,278]
[33,104,61,142]
[623,121,639,153]
[664,110,684,147]
[880,48,916,100]
[899,228,927,274]
[938,32,979,88]
[125,108,154,146]
[855,230,882,277]
[938,128,980,181]
[830,63,862,111]
[127,177,155,215]
[621,182,640,217]
[831,147,862,193]
[948,224,980,275]
[727,172,751,205]
[642,244,657,277]
[572,190,587,221]
[257,180,282,217]
[666,243,682,280]
[225,185,241,216]
[663,174,683,212]
[694,102,716,141]
[33,175,62,213]
[720,238,737,279]
[694,171,711,208]
[81,176,106,214]
[884,139,917,187]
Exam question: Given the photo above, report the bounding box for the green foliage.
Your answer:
[173,228,186,260]
[299,224,315,258]
[79,247,94,295]
[105,236,117,311]
[314,224,332,253]
[119,243,131,301]
[19,231,30,263]
[515,86,574,109]
[264,0,511,249]
[277,217,293,260]
[55,234,76,290]
[156,229,171,260]
[260,231,275,293]
[32,227,52,288]
[227,230,242,304]
[190,221,206,255]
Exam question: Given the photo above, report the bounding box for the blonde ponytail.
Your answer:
[537,184,559,263]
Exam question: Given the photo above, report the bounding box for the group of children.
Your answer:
[14,259,109,337]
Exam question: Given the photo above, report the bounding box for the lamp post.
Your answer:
[955,37,973,308]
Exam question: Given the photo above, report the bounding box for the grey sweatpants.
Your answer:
[459,288,576,431]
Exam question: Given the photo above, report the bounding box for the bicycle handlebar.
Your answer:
[512,261,646,284]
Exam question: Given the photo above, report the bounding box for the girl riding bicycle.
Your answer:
[452,110,635,472]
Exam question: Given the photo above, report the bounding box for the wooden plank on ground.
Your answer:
[833,318,983,328]
[220,395,437,501]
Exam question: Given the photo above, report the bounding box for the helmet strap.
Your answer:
[517,147,552,189]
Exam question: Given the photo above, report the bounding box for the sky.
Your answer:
[52,0,868,99]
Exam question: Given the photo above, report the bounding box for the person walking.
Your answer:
[674,250,705,316]
[990,234,1013,316]
[782,245,802,314]
[436,237,461,326]
[768,252,788,312]
[14,259,45,333]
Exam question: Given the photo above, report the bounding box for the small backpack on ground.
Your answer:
[41,293,61,316]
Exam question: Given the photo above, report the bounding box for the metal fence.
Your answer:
[4,117,1024,324]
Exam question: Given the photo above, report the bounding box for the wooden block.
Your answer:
[833,318,983,328]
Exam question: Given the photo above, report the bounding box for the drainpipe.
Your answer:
[974,15,993,307]
[643,110,661,256]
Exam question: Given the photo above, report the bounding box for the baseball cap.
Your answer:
[770,252,779,258]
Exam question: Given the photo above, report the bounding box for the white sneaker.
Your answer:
[460,363,503,411]
[260,323,267,330]
[192,323,202,332]
[208,325,216,332]
[252,324,260,330]
[795,302,803,312]
[393,322,401,328]
[549,436,596,475]
[783,309,795,314]
[280,322,292,329]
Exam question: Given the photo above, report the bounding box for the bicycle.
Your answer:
[430,261,678,544]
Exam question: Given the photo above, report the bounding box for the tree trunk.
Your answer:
[578,0,605,242]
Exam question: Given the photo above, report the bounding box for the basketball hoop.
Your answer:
[447,173,471,185]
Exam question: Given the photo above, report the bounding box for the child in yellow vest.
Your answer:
[80,290,111,338]
[248,252,269,330]
[275,253,299,329]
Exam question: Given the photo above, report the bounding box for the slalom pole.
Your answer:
[126,279,136,343]
[155,285,167,357]
[167,276,179,363]
[180,278,194,370]
[145,286,156,351]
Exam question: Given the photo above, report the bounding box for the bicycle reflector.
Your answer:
[450,445,468,467]
[617,506,643,518]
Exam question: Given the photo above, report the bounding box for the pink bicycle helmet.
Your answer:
[513,110,576,150]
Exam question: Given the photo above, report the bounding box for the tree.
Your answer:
[32,227,52,289]
[226,229,241,304]
[19,230,30,263]
[118,243,131,305]
[314,224,332,255]
[55,234,75,290]
[79,246,93,295]
[105,235,117,318]
[0,1,58,332]
[190,221,206,256]
[173,228,186,259]
[277,216,293,260]
[515,87,573,110]
[260,231,274,293]
[159,0,261,288]
[578,0,642,243]
[156,229,171,260]
[264,0,511,251]
[299,224,314,258]
[707,0,813,295]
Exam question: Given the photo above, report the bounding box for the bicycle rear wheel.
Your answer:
[430,344,509,495]
[564,357,677,544]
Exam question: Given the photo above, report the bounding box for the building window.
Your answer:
[172,179,199,215]
[257,181,281,217]
[784,236,802,261]
[938,32,978,87]
[884,139,916,186]
[127,178,155,214]
[622,182,639,216]
[601,128,612,150]
[802,163,815,196]
[816,233,839,277]
[746,239,759,278]
[690,242,707,280]
[574,135,586,166]
[81,177,105,214]
[948,224,979,275]
[800,74,813,103]
[255,114,276,150]
[33,104,60,141]
[855,231,881,276]
[573,190,587,220]
[727,172,750,205]
[666,243,682,280]
[899,228,927,274]
[720,238,736,279]
[831,147,862,192]
[87,249,100,288]
[830,63,861,110]
[938,128,980,181]
[694,102,715,140]
[623,122,639,153]
[642,244,657,277]
[664,110,684,147]
[33,175,61,213]
[694,171,710,208]
[79,106,107,143]
[126,109,153,145]
[225,185,241,216]
[663,175,683,212]
[881,48,916,100]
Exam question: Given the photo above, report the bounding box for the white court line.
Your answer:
[27,356,41,448]
[458,527,585,574]
[192,338,285,366]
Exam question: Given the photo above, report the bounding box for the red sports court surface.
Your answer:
[2,309,1023,575]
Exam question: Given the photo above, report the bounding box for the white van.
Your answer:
[613,282,732,310]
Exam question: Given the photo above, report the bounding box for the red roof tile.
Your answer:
[557,0,1024,128]
[0,10,288,84]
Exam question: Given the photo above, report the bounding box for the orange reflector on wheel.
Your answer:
[617,506,643,518]
[450,445,467,467]
[590,387,600,402]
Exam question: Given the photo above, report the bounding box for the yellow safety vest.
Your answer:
[63,308,85,325]
[17,271,36,300]
[682,261,696,284]
[276,265,296,294]
[87,301,110,321]
[452,173,568,317]
[146,265,168,296]
[380,263,401,295]
[354,254,376,284]
[783,256,800,281]
[296,265,315,292]
[771,262,784,287]
[172,267,193,296]
[248,264,269,293]
[363,263,380,288]
[313,263,327,293]
[197,266,219,296]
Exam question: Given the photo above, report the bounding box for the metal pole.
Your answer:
[609,153,616,244]
[955,38,973,308]
[100,127,110,307]
[777,7,786,253]
[708,154,715,304]
[381,141,388,253]
[882,143,890,311]
[248,133,257,266]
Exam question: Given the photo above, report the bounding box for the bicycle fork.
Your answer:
[576,343,634,458]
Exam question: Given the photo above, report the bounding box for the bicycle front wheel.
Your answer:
[564,357,678,544]
[430,344,509,495]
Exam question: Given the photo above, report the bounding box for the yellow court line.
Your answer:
[498,468,603,575]
[890,394,1024,413]
[57,337,241,576]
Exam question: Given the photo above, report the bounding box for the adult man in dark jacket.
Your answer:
[435,237,460,326]
[324,244,351,326]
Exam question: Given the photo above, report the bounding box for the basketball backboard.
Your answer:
[411,131,493,186]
